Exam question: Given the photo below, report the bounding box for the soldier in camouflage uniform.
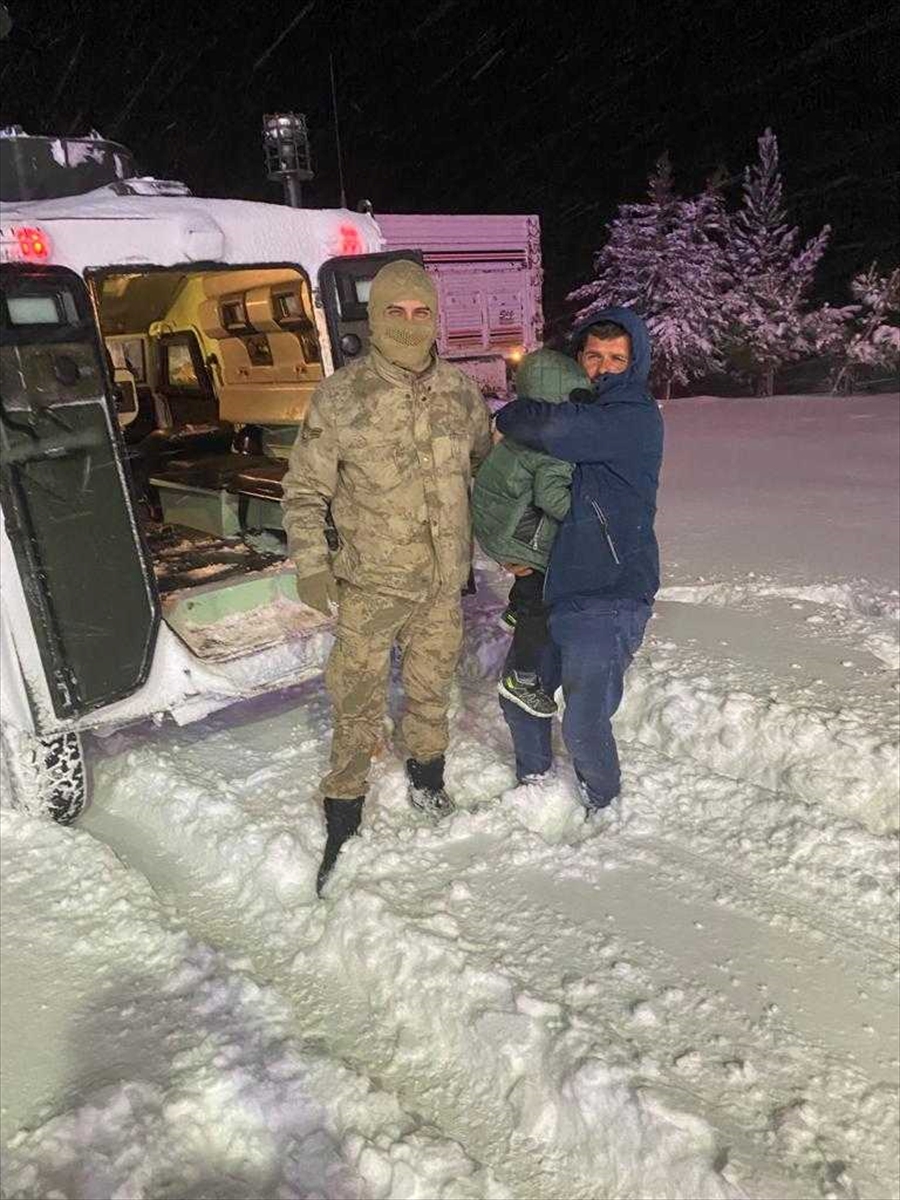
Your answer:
[282,259,491,893]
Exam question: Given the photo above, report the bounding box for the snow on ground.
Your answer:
[0,809,510,1200]
[2,393,899,1200]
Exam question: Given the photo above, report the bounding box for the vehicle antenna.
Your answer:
[329,52,347,209]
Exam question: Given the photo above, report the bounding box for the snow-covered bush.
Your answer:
[829,265,900,393]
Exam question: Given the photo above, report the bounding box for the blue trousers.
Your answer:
[500,596,651,809]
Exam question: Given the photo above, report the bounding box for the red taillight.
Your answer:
[15,226,50,260]
[337,223,362,256]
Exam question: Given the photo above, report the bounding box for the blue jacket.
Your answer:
[495,307,663,606]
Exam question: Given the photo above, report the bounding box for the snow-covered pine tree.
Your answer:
[830,265,900,393]
[568,155,727,399]
[724,129,830,396]
[568,153,677,332]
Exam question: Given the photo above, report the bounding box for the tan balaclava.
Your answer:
[368,259,438,373]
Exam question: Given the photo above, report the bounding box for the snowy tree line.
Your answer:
[570,130,900,398]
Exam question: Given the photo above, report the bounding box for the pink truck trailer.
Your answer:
[376,212,544,397]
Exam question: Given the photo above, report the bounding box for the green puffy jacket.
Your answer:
[472,439,573,571]
[472,349,589,571]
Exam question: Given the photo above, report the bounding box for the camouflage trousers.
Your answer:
[321,583,464,799]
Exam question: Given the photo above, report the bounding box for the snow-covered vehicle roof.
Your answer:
[0,187,384,276]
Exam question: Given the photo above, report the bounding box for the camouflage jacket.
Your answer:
[282,349,492,600]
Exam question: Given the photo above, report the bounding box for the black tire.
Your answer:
[0,726,87,824]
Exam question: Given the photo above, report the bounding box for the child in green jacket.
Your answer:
[472,349,591,717]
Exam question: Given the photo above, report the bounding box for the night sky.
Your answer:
[1,0,897,317]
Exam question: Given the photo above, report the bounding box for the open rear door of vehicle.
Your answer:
[0,264,159,721]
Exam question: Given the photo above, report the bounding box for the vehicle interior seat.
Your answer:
[226,459,288,534]
[149,451,283,493]
[146,450,288,538]
[226,458,287,501]
[138,424,236,462]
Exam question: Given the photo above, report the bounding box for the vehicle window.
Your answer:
[353,277,372,305]
[166,341,199,389]
[108,337,146,382]
[3,287,80,329]
[336,274,373,320]
[275,291,304,320]
[220,299,250,333]
[8,295,63,324]
[1,281,101,411]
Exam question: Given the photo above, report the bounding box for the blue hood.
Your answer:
[571,306,652,401]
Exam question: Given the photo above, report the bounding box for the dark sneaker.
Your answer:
[498,671,558,718]
[499,606,517,631]
[406,756,457,819]
[316,796,364,895]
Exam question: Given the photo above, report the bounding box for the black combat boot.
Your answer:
[316,796,364,896]
[406,756,456,818]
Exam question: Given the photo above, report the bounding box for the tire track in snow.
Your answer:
[622,820,898,965]
[82,743,745,1200]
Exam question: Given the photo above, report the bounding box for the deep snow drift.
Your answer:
[1,393,898,1200]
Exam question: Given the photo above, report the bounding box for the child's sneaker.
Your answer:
[499,606,517,631]
[498,671,558,718]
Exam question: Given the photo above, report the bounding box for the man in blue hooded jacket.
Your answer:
[494,307,663,813]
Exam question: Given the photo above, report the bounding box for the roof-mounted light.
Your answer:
[262,112,313,209]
